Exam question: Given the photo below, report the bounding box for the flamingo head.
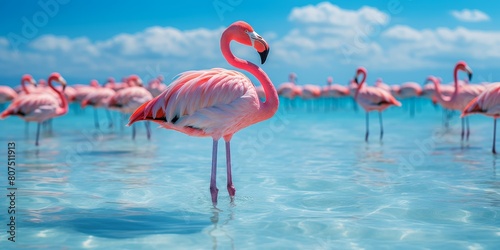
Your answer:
[21,74,36,86]
[289,72,297,83]
[156,75,164,82]
[424,76,440,85]
[128,75,143,87]
[90,80,99,87]
[227,21,270,64]
[455,61,473,82]
[353,67,367,85]
[327,77,333,85]
[38,79,47,87]
[48,73,67,91]
[107,77,115,83]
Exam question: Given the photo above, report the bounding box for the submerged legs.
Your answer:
[225,140,235,201]
[210,139,219,206]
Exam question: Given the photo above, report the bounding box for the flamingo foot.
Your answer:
[227,184,236,197]
[210,186,219,206]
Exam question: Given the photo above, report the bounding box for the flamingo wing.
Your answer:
[129,68,258,137]
[1,94,60,121]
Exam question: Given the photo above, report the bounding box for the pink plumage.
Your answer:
[128,21,277,206]
[353,67,401,142]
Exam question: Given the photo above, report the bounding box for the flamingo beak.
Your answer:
[59,77,67,91]
[354,75,359,85]
[467,72,473,82]
[247,30,269,64]
[259,48,269,64]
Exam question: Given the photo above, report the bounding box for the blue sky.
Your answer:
[0,0,499,87]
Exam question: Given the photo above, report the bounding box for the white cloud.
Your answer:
[451,9,490,22]
[289,2,388,28]
[0,26,227,81]
[272,2,388,67]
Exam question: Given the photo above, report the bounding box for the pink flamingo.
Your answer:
[321,77,349,98]
[1,73,68,146]
[321,77,349,110]
[128,21,276,205]
[146,76,168,97]
[428,61,483,141]
[81,86,116,129]
[353,67,401,141]
[399,82,422,117]
[462,83,500,153]
[0,86,17,109]
[74,80,100,103]
[14,74,37,96]
[277,73,299,108]
[108,75,153,139]
[374,78,391,92]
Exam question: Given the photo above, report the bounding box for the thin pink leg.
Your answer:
[35,122,41,146]
[225,141,236,200]
[210,139,219,206]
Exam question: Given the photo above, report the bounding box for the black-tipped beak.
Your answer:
[62,85,66,91]
[354,77,359,85]
[468,72,473,82]
[259,48,269,64]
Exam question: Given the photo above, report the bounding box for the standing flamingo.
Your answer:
[321,77,349,110]
[277,73,299,109]
[428,61,484,141]
[81,86,116,129]
[353,67,401,142]
[108,75,153,139]
[128,21,276,206]
[398,82,422,117]
[462,83,500,153]
[1,73,68,146]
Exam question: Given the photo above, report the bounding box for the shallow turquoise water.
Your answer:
[1,99,499,249]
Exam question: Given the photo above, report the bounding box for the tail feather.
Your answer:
[461,97,481,118]
[128,97,167,126]
[128,100,150,126]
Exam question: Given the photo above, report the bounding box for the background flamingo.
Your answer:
[128,21,276,206]
[81,85,116,129]
[398,82,422,117]
[429,61,483,141]
[353,67,401,141]
[462,83,500,153]
[277,73,299,108]
[108,75,153,139]
[1,73,68,146]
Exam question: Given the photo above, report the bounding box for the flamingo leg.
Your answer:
[94,108,100,129]
[35,122,41,146]
[25,121,29,136]
[145,121,151,140]
[105,109,113,128]
[365,112,369,142]
[461,118,465,141]
[379,111,384,141]
[410,98,415,118]
[493,119,497,154]
[466,117,470,141]
[225,140,235,201]
[210,139,219,206]
[132,123,136,140]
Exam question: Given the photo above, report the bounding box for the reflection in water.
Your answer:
[209,207,235,250]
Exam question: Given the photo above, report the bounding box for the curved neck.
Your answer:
[220,32,278,117]
[354,71,367,100]
[21,78,30,94]
[431,77,451,103]
[48,79,68,114]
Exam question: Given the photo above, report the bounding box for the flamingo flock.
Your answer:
[1,21,500,205]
